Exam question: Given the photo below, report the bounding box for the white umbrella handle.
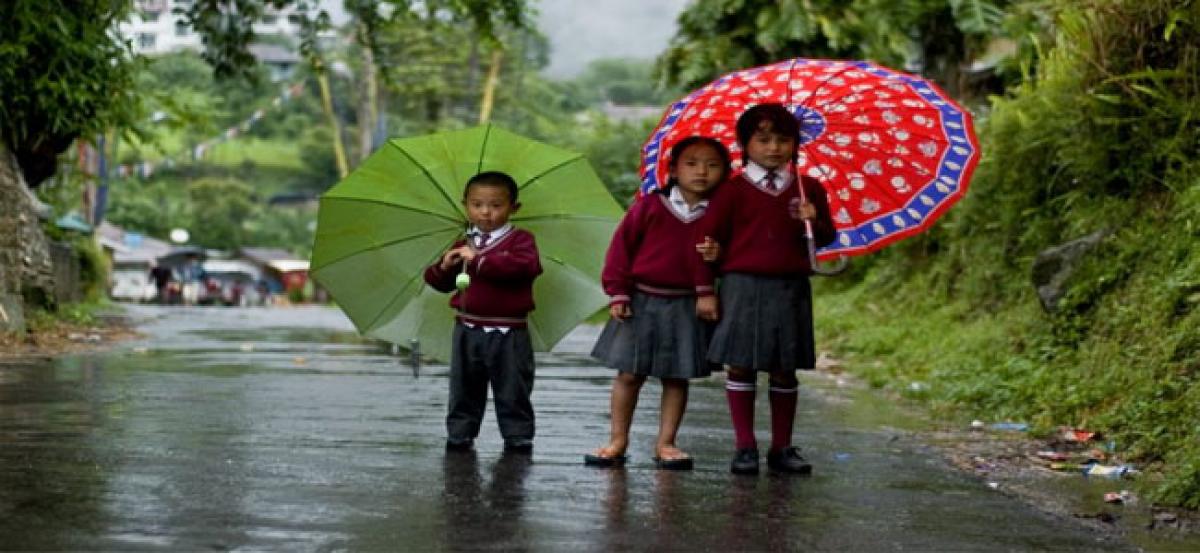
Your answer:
[796,176,849,276]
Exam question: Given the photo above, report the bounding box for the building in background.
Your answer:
[121,0,317,57]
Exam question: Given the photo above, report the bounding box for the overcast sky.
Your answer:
[535,0,689,78]
[323,0,687,78]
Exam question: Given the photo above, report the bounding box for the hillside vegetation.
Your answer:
[814,0,1200,507]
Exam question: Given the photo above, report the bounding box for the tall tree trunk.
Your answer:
[356,23,379,164]
[316,65,350,179]
[479,50,503,124]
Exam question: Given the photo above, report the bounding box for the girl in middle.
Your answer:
[584,136,730,470]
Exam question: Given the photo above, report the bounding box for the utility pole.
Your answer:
[478,50,502,124]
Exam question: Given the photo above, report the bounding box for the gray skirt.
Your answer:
[590,291,713,379]
[707,272,816,372]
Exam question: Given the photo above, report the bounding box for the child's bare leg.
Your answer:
[655,378,690,459]
[594,372,646,456]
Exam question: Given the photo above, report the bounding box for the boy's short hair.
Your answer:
[735,103,801,149]
[465,171,519,203]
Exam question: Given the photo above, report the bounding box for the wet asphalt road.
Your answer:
[0,305,1132,551]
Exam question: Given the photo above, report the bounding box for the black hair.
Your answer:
[464,171,519,203]
[735,103,801,152]
[660,135,732,194]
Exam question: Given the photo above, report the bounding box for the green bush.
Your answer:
[815,0,1200,507]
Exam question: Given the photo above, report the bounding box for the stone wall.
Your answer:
[0,146,55,333]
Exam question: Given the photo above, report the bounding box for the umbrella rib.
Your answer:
[361,235,460,333]
[393,142,465,222]
[312,225,462,272]
[477,124,493,175]
[319,196,464,225]
[518,155,585,190]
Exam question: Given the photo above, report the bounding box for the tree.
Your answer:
[656,0,1036,100]
[1,0,145,187]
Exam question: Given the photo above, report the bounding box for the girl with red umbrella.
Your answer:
[691,104,837,475]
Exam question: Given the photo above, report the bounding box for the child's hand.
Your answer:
[439,246,477,270]
[696,296,719,322]
[456,245,478,263]
[696,236,720,262]
[439,248,462,270]
[609,303,632,321]
[790,199,818,221]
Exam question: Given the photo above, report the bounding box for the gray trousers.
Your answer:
[447,323,535,442]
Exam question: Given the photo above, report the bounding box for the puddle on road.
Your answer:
[0,310,1191,550]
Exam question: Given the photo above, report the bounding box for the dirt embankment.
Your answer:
[0,312,139,359]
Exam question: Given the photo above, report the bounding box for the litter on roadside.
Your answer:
[1085,463,1136,479]
[1036,450,1070,462]
[1060,427,1098,442]
[1103,490,1134,504]
[989,422,1029,431]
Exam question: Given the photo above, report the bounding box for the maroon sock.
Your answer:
[725,380,757,450]
[769,385,798,451]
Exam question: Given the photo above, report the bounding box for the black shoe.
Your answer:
[504,439,534,453]
[445,438,474,451]
[730,448,759,475]
[767,446,813,475]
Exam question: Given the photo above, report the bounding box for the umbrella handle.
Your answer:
[804,219,849,276]
[797,174,848,277]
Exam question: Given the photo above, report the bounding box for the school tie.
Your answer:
[475,232,491,249]
[764,171,779,191]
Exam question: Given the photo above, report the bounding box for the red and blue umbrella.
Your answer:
[641,58,980,260]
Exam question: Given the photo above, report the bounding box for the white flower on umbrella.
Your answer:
[775,72,790,82]
[711,123,727,133]
[907,208,923,220]
[902,99,924,108]
[891,175,910,193]
[919,141,938,157]
[863,160,883,175]
[889,128,911,141]
[854,115,871,125]
[912,114,934,128]
[829,77,846,86]
[852,84,872,93]
[848,173,867,190]
[808,164,836,181]
[945,160,962,170]
[920,195,936,206]
[875,101,898,109]
[700,108,715,118]
[835,207,853,224]
[846,71,866,79]
[872,222,886,234]
[953,146,970,155]
[857,132,878,144]
[731,86,748,94]
[833,133,852,147]
[888,157,905,168]
[818,144,837,156]
[795,151,808,166]
[836,187,851,201]
[751,80,767,87]
[875,91,893,99]
[893,144,910,156]
[892,214,906,228]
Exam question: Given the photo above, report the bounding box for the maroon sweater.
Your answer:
[691,172,836,295]
[423,228,543,327]
[602,193,704,306]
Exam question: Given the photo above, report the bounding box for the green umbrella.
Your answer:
[310,124,624,362]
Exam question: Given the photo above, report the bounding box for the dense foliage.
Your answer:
[803,0,1200,507]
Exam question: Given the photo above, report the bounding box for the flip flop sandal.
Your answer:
[584,451,628,467]
[653,455,694,471]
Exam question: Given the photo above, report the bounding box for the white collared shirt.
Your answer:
[467,223,512,249]
[666,186,709,219]
[742,161,794,191]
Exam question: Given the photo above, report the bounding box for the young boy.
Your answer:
[423,171,543,453]
[691,104,837,475]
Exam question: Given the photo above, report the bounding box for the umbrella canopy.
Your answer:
[640,58,980,260]
[311,124,624,362]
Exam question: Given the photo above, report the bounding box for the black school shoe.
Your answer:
[767,446,813,475]
[730,448,760,475]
